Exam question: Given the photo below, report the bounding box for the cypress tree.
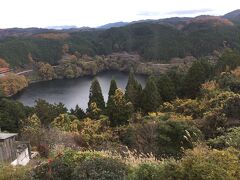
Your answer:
[87,78,105,112]
[107,79,118,103]
[125,70,142,109]
[141,76,162,113]
[106,79,118,112]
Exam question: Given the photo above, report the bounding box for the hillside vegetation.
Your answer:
[0,50,240,179]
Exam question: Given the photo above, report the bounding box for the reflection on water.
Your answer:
[14,71,147,110]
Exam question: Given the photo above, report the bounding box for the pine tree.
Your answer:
[125,70,142,109]
[141,76,162,113]
[87,78,105,112]
[107,89,133,126]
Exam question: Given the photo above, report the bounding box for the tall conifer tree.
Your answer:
[87,78,105,112]
[141,76,162,113]
[125,70,142,109]
[107,79,118,111]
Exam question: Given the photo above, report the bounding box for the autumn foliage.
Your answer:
[0,73,28,97]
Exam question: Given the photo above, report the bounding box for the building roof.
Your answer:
[0,133,18,140]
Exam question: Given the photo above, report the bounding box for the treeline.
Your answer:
[1,21,240,67]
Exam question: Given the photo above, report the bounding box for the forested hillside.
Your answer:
[0,10,240,67]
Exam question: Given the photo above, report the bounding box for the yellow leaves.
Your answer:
[201,80,219,92]
[0,73,28,97]
[37,62,55,80]
[51,114,80,132]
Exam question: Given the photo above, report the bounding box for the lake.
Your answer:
[14,71,147,110]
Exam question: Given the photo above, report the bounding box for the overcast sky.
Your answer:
[1,0,239,28]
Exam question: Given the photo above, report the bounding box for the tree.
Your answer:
[51,114,80,132]
[70,105,86,120]
[141,76,162,113]
[156,75,176,102]
[0,99,32,132]
[0,73,28,97]
[87,102,102,120]
[107,79,117,110]
[108,79,118,100]
[20,114,42,146]
[107,89,133,126]
[87,78,105,112]
[37,62,56,80]
[182,60,213,98]
[34,99,68,126]
[125,70,142,109]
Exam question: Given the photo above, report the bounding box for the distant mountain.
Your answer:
[224,9,240,24]
[0,28,52,39]
[99,22,129,29]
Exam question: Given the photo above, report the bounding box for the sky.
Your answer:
[0,0,240,28]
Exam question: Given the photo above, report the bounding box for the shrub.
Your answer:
[73,117,114,148]
[128,163,163,180]
[178,147,240,180]
[161,99,203,119]
[72,156,128,180]
[208,127,240,149]
[156,120,202,158]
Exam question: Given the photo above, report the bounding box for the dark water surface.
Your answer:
[14,71,147,110]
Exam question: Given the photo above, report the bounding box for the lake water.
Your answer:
[14,71,147,110]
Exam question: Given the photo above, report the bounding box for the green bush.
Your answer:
[31,157,74,180]
[129,147,240,180]
[128,163,164,180]
[208,127,240,149]
[72,156,128,180]
[178,147,240,180]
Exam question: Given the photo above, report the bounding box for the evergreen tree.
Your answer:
[156,75,176,102]
[125,70,142,109]
[182,60,213,98]
[70,105,86,119]
[87,78,105,112]
[107,89,133,126]
[106,79,118,114]
[141,76,162,113]
[107,79,118,104]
